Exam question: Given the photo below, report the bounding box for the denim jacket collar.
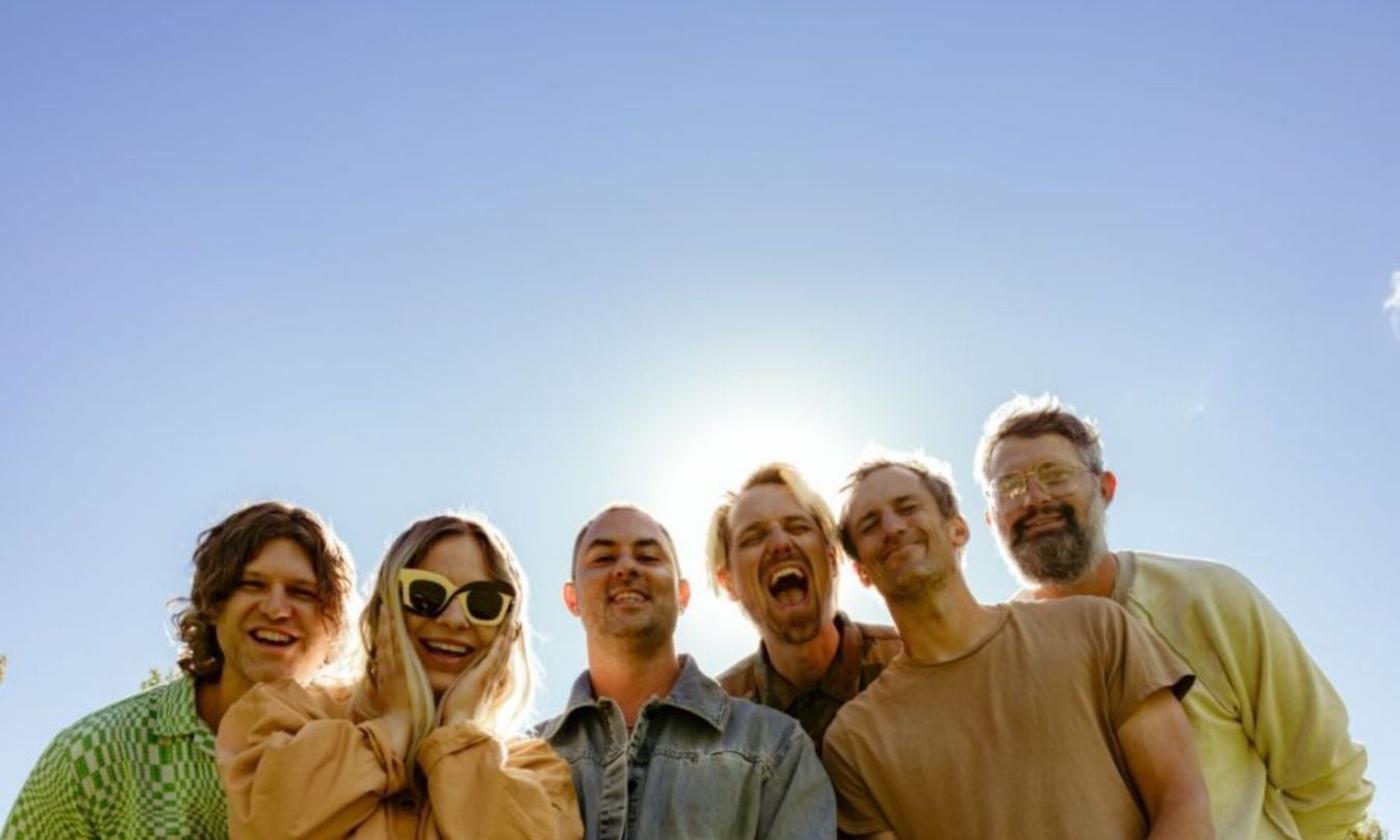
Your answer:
[539,654,728,740]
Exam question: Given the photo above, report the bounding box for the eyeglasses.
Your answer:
[397,569,515,625]
[989,462,1093,505]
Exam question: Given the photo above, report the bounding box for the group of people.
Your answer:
[3,395,1374,839]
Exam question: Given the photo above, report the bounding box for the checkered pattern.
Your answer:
[3,678,228,839]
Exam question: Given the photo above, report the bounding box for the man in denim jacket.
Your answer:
[537,504,836,840]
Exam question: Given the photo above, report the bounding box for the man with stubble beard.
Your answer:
[824,452,1212,839]
[709,463,901,752]
[977,394,1373,840]
[537,504,835,840]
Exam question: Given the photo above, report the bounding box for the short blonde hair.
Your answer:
[705,463,840,594]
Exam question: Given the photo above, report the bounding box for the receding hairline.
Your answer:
[571,504,678,576]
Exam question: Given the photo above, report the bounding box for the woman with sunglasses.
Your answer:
[217,513,582,839]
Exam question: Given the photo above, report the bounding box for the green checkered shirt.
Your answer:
[3,677,228,839]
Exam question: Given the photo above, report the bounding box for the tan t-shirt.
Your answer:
[822,597,1193,840]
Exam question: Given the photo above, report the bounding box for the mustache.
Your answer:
[1012,502,1079,544]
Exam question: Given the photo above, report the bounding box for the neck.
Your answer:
[1027,551,1119,600]
[586,637,683,727]
[195,669,249,732]
[886,572,1003,664]
[764,619,841,689]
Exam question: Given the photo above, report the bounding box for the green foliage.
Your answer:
[0,653,7,685]
[1350,816,1388,840]
[139,666,180,691]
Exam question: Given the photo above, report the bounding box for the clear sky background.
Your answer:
[3,1,1397,828]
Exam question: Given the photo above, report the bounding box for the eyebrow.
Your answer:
[584,537,665,553]
[243,570,320,588]
[855,495,919,522]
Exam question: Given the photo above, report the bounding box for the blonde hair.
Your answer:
[353,512,538,796]
[705,462,840,594]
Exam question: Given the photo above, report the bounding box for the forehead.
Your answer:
[416,533,494,584]
[987,433,1083,474]
[244,537,316,581]
[582,508,670,553]
[849,466,935,514]
[729,483,807,531]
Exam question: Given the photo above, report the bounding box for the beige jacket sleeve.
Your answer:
[216,679,407,839]
[419,725,582,840]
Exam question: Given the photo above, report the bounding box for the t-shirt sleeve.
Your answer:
[821,715,892,837]
[1092,599,1194,728]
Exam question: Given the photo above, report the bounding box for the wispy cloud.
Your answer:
[1387,271,1400,339]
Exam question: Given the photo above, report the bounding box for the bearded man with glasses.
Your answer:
[977,394,1374,840]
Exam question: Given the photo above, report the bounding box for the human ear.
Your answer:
[1099,470,1118,507]
[716,566,737,601]
[563,582,580,617]
[949,515,971,549]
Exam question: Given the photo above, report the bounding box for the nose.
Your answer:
[1022,476,1052,506]
[610,553,641,581]
[764,527,793,556]
[259,585,292,621]
[879,508,907,538]
[439,598,471,630]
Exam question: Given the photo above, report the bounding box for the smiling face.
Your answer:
[213,537,333,697]
[984,433,1114,586]
[721,483,837,645]
[403,533,506,698]
[844,466,969,604]
[566,507,690,648]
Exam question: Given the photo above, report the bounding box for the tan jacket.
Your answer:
[217,679,582,840]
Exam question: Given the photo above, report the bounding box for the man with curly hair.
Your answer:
[3,501,356,840]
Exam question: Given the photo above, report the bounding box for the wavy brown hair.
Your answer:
[172,501,356,680]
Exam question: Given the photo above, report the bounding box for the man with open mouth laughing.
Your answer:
[538,504,835,840]
[3,501,355,840]
[709,463,901,753]
[977,394,1375,839]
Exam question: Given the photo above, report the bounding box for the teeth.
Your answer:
[612,591,646,603]
[769,568,807,587]
[251,629,295,644]
[423,640,470,655]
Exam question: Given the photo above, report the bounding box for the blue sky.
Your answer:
[3,1,1397,827]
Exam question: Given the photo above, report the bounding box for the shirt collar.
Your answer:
[1110,551,1136,606]
[539,654,729,740]
[154,676,212,738]
[755,611,865,709]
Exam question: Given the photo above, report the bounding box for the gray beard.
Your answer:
[1010,503,1095,585]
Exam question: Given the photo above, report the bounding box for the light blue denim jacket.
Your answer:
[536,655,835,840]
